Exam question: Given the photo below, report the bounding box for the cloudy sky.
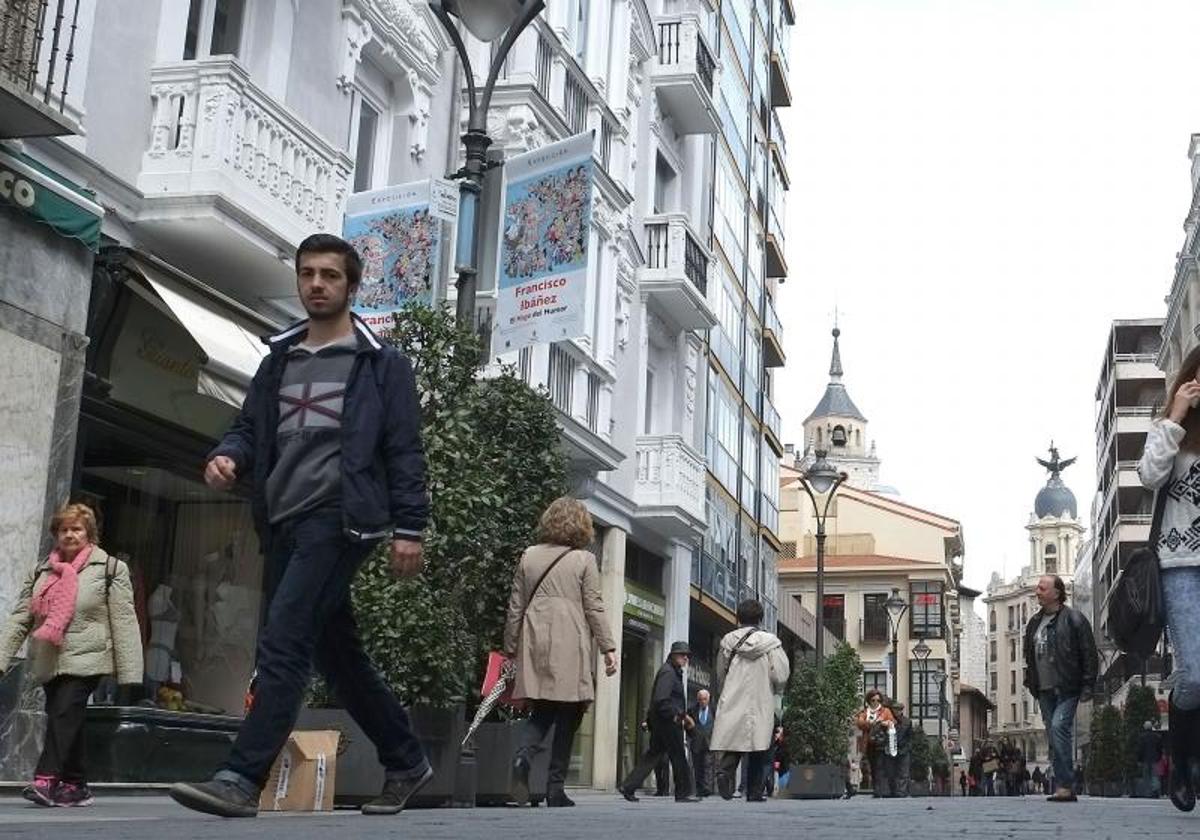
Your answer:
[776,0,1198,593]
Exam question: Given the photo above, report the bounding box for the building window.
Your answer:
[643,368,654,434]
[654,153,677,214]
[909,581,944,638]
[908,658,945,721]
[183,0,246,59]
[863,670,888,695]
[1009,638,1016,662]
[989,671,997,692]
[862,593,890,642]
[1045,543,1058,574]
[832,424,847,447]
[822,594,845,641]
[1010,670,1016,693]
[1022,700,1028,721]
[990,639,997,662]
[989,609,996,631]
[1011,703,1017,723]
[353,98,380,193]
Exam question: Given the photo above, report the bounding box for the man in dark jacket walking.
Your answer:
[620,642,699,803]
[170,234,431,818]
[887,701,913,797]
[687,689,715,797]
[1023,574,1099,803]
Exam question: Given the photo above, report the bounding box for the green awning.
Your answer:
[0,145,103,251]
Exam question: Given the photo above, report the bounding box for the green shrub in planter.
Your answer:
[1122,684,1159,780]
[1087,703,1127,788]
[928,739,951,782]
[317,304,567,709]
[909,727,931,783]
[783,643,863,765]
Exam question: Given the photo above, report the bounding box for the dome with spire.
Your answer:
[804,327,868,423]
[1034,443,1078,519]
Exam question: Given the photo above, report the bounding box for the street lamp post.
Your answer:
[884,587,908,702]
[797,448,848,666]
[933,670,948,744]
[912,637,932,733]
[429,0,546,328]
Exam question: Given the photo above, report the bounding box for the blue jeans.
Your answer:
[219,511,429,788]
[1163,566,1200,711]
[1038,690,1079,790]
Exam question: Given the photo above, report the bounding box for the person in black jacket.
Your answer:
[687,689,715,796]
[170,235,431,819]
[887,701,913,797]
[619,642,699,803]
[1023,574,1099,803]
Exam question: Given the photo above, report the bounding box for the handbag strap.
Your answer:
[1149,487,1169,548]
[718,628,757,684]
[519,547,574,627]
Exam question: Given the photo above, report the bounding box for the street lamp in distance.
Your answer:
[933,669,949,746]
[429,0,546,328]
[797,448,848,666]
[884,587,908,702]
[912,636,932,732]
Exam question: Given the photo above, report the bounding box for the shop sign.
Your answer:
[623,580,666,627]
[343,180,442,332]
[429,177,459,223]
[0,146,102,251]
[494,132,592,354]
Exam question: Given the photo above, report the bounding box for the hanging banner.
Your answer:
[343,181,441,332]
[494,132,593,354]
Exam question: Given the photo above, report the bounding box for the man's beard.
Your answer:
[303,293,351,321]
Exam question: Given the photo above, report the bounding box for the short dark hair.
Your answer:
[295,233,362,289]
[736,599,764,626]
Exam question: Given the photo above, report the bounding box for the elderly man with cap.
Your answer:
[885,699,914,797]
[619,641,699,803]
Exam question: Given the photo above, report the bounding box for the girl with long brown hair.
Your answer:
[1137,344,1200,812]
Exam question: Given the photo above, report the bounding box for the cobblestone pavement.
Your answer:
[3,791,1198,839]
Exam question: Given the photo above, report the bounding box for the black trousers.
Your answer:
[37,674,101,783]
[692,748,713,796]
[515,700,586,792]
[655,754,671,795]
[718,750,770,800]
[622,719,692,799]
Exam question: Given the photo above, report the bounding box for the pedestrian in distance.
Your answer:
[1138,352,1200,813]
[1032,765,1044,796]
[854,688,896,798]
[619,642,699,803]
[0,503,143,808]
[169,234,432,818]
[886,700,913,798]
[1023,573,1099,803]
[688,688,716,797]
[505,497,618,808]
[959,771,969,798]
[710,599,790,803]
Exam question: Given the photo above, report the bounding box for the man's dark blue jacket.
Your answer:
[209,315,429,546]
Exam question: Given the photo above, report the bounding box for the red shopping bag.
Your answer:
[481,651,525,711]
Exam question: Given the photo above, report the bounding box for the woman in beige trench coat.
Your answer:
[503,497,617,807]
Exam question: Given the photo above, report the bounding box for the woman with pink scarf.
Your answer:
[0,504,142,807]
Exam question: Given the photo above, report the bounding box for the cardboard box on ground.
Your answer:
[259,731,341,812]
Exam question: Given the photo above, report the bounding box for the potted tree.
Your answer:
[927,739,951,796]
[1123,683,1159,797]
[1087,703,1127,797]
[782,643,862,799]
[908,728,931,796]
[302,304,566,805]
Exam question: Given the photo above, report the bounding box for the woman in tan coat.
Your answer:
[503,497,617,807]
[0,504,143,808]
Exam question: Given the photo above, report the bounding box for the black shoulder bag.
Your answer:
[1109,489,1167,658]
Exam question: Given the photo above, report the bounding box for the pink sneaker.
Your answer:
[21,776,56,807]
[53,782,94,807]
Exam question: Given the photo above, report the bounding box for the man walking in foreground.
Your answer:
[710,600,790,802]
[1023,574,1098,803]
[619,642,699,803]
[170,234,431,818]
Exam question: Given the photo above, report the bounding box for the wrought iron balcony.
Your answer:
[641,212,717,331]
[651,14,719,135]
[0,0,83,137]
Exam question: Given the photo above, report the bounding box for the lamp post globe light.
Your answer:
[912,637,931,732]
[797,448,848,666]
[884,587,908,701]
[429,0,546,327]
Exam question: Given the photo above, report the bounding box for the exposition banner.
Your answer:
[343,181,442,333]
[494,132,593,354]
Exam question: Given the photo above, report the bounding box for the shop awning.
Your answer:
[0,145,104,251]
[126,255,275,409]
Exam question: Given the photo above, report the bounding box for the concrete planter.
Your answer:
[83,706,240,783]
[783,764,845,799]
[297,704,466,807]
[471,720,551,805]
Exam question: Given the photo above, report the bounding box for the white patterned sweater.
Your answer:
[1137,419,1200,568]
